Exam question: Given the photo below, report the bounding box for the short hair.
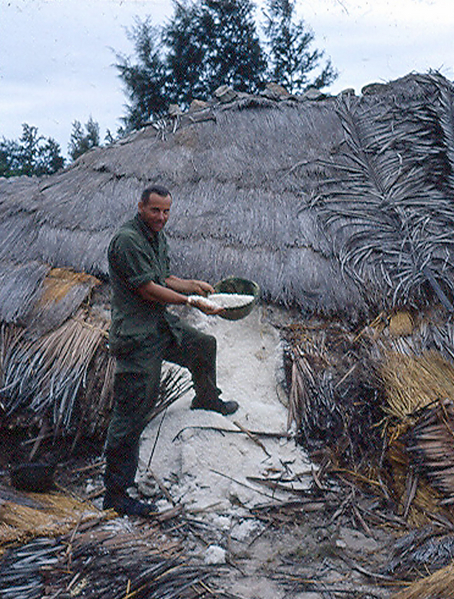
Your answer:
[141,185,171,204]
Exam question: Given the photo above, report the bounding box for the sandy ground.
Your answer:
[138,304,311,513]
[133,305,395,599]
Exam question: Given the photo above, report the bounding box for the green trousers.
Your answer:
[104,319,220,494]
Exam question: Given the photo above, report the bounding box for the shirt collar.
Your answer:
[135,213,159,243]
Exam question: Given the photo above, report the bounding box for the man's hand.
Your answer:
[166,275,215,297]
[187,295,225,316]
[186,279,215,297]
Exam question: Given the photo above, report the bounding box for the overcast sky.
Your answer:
[1,0,453,156]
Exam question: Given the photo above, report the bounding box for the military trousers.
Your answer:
[104,319,220,494]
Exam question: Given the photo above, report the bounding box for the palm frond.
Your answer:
[310,87,454,312]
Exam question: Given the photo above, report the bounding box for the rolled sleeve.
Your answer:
[109,235,158,289]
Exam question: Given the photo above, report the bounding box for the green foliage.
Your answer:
[68,117,101,161]
[115,0,268,131]
[164,0,266,102]
[115,18,168,132]
[0,124,65,178]
[263,0,337,93]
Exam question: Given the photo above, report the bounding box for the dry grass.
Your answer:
[381,350,454,419]
[391,559,454,598]
[0,490,103,547]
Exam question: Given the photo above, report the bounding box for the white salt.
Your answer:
[188,293,255,310]
[208,293,255,309]
[139,306,313,514]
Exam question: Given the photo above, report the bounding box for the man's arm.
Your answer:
[137,278,223,315]
[136,280,188,305]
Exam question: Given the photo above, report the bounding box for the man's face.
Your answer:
[138,193,172,233]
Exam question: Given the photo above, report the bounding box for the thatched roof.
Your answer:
[1,71,453,326]
[1,71,454,442]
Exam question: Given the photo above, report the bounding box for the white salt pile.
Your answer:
[138,305,313,516]
[188,293,255,310]
[208,293,256,309]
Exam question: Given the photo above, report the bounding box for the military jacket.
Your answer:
[108,214,183,371]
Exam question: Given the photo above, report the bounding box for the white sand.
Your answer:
[138,304,313,515]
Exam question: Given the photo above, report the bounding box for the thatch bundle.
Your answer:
[0,487,101,547]
[380,351,454,420]
[391,559,454,599]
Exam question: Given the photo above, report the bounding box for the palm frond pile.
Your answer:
[0,487,212,599]
[285,311,454,524]
[0,307,112,439]
[284,319,385,466]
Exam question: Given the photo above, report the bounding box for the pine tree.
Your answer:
[68,117,101,161]
[116,0,266,130]
[0,124,64,177]
[263,0,337,93]
[115,17,168,131]
[114,0,337,131]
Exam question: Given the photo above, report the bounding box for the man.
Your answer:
[104,185,238,516]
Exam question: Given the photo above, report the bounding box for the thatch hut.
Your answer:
[1,71,454,467]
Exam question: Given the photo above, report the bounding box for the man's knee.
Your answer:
[200,332,216,354]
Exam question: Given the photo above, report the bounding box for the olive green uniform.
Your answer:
[105,215,220,494]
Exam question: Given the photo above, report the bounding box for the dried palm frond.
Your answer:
[284,320,385,466]
[309,77,454,313]
[0,308,109,435]
[406,400,454,504]
[386,526,454,579]
[385,439,444,527]
[0,494,210,599]
[151,365,192,422]
[416,71,454,197]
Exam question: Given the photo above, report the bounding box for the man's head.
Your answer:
[138,185,172,233]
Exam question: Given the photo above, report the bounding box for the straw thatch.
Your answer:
[391,559,454,599]
[0,485,102,547]
[1,72,454,320]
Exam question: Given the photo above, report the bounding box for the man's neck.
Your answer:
[136,213,158,240]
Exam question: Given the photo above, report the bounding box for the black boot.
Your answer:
[103,443,155,517]
[103,491,156,517]
[191,396,239,415]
